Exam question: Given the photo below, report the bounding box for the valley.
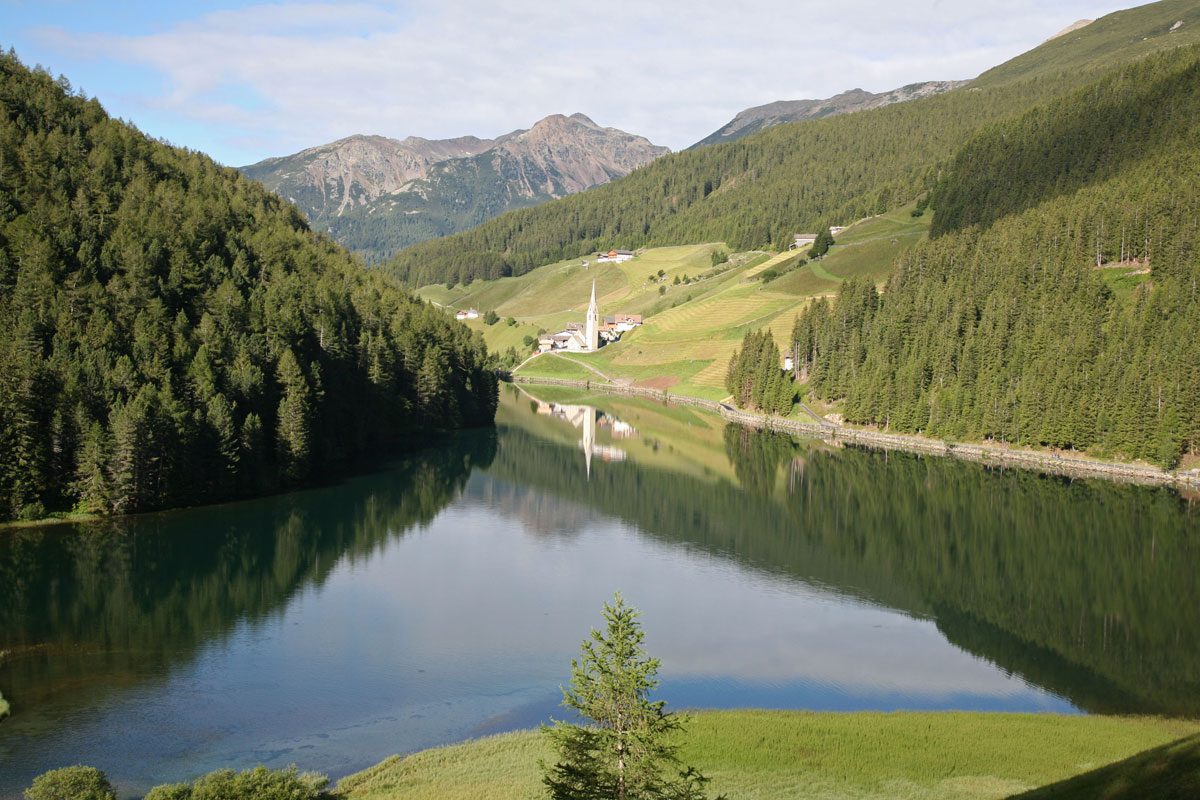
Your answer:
[423,205,929,400]
[4,1,1200,799]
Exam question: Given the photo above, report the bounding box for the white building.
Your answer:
[596,249,635,263]
[454,308,480,321]
[792,234,817,250]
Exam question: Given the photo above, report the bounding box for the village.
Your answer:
[455,275,643,354]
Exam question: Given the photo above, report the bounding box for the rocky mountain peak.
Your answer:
[241,114,668,261]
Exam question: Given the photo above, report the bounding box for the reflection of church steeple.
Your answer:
[583,407,595,479]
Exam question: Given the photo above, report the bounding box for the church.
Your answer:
[538,281,602,353]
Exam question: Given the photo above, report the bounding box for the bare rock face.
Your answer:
[241,116,667,262]
[242,134,495,215]
[492,113,668,197]
[692,81,967,148]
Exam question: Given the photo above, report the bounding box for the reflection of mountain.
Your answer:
[490,395,1200,716]
[0,432,496,713]
[465,474,597,537]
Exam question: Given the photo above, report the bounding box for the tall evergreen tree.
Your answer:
[542,594,719,800]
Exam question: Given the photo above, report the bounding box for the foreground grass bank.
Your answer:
[336,711,1200,800]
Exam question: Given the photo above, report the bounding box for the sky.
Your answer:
[1,0,1136,166]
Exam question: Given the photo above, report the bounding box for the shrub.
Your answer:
[483,310,500,325]
[145,766,328,800]
[143,785,191,800]
[18,502,46,521]
[24,767,116,800]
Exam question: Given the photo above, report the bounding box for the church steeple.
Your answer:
[585,279,600,351]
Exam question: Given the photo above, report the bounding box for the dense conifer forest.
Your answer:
[789,47,1200,466]
[385,0,1200,287]
[0,53,497,522]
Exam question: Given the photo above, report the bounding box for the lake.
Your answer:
[1,383,1197,797]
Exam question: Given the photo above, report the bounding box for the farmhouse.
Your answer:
[454,308,480,321]
[792,234,817,250]
[605,314,643,332]
[596,249,635,263]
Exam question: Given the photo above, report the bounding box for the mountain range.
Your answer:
[690,81,967,148]
[241,114,668,262]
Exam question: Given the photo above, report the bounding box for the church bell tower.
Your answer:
[585,280,600,351]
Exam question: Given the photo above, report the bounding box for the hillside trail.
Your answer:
[516,352,631,386]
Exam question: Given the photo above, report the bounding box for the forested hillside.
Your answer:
[387,0,1200,288]
[790,46,1200,466]
[0,52,497,523]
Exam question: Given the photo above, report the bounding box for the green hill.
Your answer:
[0,52,497,522]
[386,0,1200,288]
[972,0,1200,88]
[790,44,1200,466]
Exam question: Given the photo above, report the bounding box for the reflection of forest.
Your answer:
[0,432,497,712]
[489,402,1200,716]
[2,391,1197,727]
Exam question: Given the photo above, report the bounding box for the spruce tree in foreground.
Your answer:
[542,593,720,800]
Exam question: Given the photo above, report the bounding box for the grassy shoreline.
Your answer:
[336,710,1200,800]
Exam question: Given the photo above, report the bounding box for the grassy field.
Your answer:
[425,206,930,397]
[336,711,1200,800]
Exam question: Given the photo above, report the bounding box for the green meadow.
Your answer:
[336,711,1200,800]
[434,205,929,399]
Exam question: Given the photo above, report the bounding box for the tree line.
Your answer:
[724,329,794,415]
[0,52,497,522]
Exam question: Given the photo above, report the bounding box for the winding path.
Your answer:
[515,352,630,386]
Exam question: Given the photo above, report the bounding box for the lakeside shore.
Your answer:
[508,375,1200,491]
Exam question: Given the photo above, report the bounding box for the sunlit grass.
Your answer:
[336,711,1200,800]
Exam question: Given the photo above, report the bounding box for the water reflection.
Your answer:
[0,386,1196,797]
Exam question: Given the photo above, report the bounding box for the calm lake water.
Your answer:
[2,384,1198,797]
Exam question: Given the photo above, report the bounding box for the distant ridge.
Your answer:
[691,81,966,148]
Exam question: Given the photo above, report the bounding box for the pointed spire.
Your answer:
[583,407,595,480]
[590,279,597,309]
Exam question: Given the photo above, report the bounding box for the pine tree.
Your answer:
[72,421,111,514]
[808,227,834,259]
[275,349,312,484]
[542,594,720,800]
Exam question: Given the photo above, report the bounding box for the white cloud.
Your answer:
[31,0,1131,164]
